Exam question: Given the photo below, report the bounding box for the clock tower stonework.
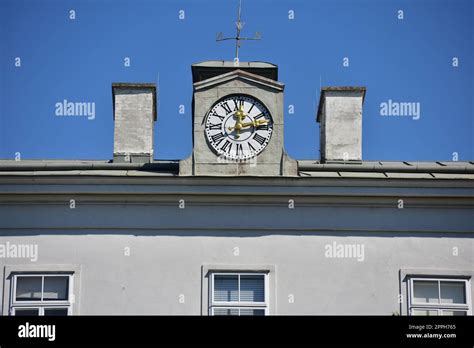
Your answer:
[179,61,297,176]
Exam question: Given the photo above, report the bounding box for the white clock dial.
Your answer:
[205,95,273,160]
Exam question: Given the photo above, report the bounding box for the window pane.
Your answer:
[240,308,265,316]
[440,281,466,304]
[16,277,42,301]
[213,308,239,316]
[413,281,438,303]
[240,275,265,302]
[441,310,467,316]
[43,276,69,301]
[412,309,438,316]
[44,308,69,316]
[214,275,238,302]
[14,308,40,316]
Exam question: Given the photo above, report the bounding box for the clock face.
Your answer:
[205,95,273,160]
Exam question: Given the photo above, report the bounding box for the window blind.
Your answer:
[214,275,238,302]
[240,275,264,302]
[43,276,69,301]
[440,281,465,304]
[16,277,42,301]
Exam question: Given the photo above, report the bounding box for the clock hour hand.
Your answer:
[228,119,268,132]
[240,119,268,129]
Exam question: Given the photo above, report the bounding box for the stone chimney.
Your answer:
[112,83,157,163]
[316,87,366,163]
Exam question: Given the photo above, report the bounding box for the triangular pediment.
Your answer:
[193,69,284,92]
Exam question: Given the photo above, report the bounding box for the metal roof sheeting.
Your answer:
[0,160,473,179]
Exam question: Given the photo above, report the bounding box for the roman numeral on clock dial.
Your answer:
[211,133,225,145]
[248,142,257,152]
[235,143,243,157]
[253,133,267,146]
[208,123,222,130]
[233,98,244,111]
[221,140,232,154]
[210,111,225,121]
[221,102,232,115]
[248,103,255,114]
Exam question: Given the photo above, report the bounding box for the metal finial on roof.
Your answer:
[216,0,261,60]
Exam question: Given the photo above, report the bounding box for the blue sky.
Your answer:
[0,0,472,161]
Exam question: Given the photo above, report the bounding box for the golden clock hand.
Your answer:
[240,119,268,128]
[228,119,268,131]
[231,104,246,138]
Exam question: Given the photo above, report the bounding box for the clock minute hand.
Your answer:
[231,105,246,138]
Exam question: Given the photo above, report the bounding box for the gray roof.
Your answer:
[298,160,474,180]
[0,160,178,177]
[192,61,278,83]
[0,160,473,180]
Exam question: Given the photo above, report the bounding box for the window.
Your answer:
[10,274,73,316]
[408,277,471,316]
[209,273,268,316]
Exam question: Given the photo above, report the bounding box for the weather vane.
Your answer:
[216,0,261,60]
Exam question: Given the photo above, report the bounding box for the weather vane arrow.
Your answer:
[216,0,261,60]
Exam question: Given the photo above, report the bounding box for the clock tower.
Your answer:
[179,61,297,176]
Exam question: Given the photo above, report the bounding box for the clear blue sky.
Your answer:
[0,0,472,161]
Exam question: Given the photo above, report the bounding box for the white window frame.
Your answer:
[10,273,74,316]
[209,272,269,316]
[408,277,472,316]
